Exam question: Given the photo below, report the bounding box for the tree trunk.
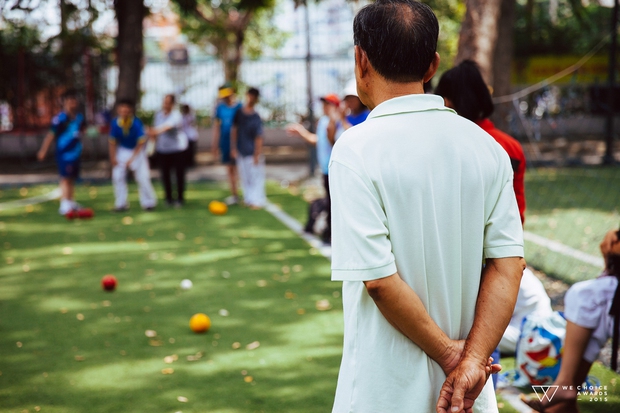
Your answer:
[114,0,145,107]
[491,0,516,131]
[455,0,503,85]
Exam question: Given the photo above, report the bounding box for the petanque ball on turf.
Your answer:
[101,275,117,291]
[180,279,193,290]
[189,313,211,333]
[208,201,228,215]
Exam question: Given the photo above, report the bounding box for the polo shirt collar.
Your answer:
[368,94,454,119]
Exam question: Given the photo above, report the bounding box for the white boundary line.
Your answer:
[264,201,332,259]
[524,230,604,268]
[0,187,61,212]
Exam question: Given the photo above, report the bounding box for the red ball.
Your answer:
[101,275,117,291]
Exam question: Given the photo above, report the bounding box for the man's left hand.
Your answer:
[436,357,500,413]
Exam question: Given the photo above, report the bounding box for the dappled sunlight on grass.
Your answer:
[0,181,342,413]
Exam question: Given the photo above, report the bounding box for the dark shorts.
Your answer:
[57,159,80,179]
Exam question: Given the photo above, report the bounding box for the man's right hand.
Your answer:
[436,357,499,413]
[37,150,46,162]
[110,158,118,167]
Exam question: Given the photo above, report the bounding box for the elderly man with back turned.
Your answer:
[329,1,525,413]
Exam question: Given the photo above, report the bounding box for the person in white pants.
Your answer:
[109,99,157,211]
[231,87,265,209]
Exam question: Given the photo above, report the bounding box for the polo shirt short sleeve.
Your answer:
[484,169,525,259]
[109,117,146,150]
[330,161,396,281]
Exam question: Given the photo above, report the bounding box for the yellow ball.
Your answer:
[208,201,228,215]
[189,313,211,333]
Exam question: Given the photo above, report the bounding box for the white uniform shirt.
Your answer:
[154,110,188,154]
[329,94,524,413]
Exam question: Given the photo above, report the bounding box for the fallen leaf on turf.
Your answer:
[76,313,84,321]
[60,308,68,314]
[161,368,174,375]
[16,342,22,348]
[149,340,163,347]
[218,309,229,317]
[62,247,73,255]
[164,355,178,364]
[177,396,188,403]
[74,355,85,361]
[34,407,41,412]
[244,376,254,383]
[292,265,303,272]
[145,330,157,338]
[256,280,267,287]
[102,300,111,307]
[315,299,332,311]
[284,291,296,299]
[237,280,245,287]
[297,308,306,315]
[282,266,290,274]
[232,342,241,349]
[246,341,260,350]
[122,216,133,225]
[176,232,186,241]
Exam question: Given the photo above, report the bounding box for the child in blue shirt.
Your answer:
[37,89,91,217]
[212,85,242,204]
[109,99,157,211]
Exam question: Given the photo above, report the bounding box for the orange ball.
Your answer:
[189,313,211,333]
[208,201,228,215]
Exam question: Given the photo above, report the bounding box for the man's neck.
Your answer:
[365,80,425,110]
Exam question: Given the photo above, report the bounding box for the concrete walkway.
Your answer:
[0,161,313,187]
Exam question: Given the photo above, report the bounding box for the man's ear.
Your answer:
[423,52,440,84]
[355,46,369,80]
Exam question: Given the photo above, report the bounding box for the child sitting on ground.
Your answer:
[522,228,620,413]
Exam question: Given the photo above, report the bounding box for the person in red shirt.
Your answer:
[435,60,526,224]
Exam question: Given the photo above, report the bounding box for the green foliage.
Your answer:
[423,0,465,72]
[514,1,613,57]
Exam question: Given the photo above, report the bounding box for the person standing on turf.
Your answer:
[212,84,242,205]
[231,87,266,209]
[286,94,343,243]
[148,94,188,208]
[342,79,370,128]
[37,89,91,217]
[108,99,157,212]
[329,2,525,413]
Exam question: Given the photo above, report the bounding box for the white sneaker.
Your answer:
[224,195,239,205]
[59,199,73,215]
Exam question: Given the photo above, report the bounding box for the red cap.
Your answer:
[320,93,341,106]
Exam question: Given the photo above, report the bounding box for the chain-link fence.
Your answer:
[494,83,620,284]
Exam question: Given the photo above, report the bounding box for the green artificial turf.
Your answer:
[524,167,619,283]
[0,181,341,413]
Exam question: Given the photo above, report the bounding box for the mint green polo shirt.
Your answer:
[329,94,523,413]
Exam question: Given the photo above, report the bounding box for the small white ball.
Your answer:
[180,279,193,290]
